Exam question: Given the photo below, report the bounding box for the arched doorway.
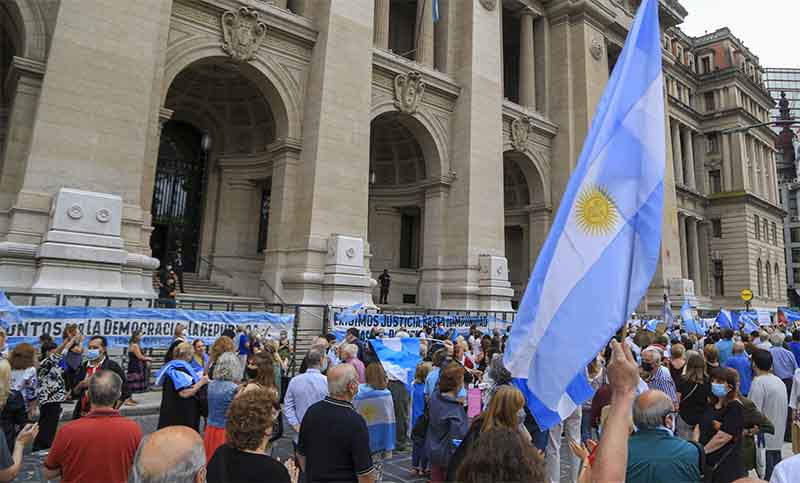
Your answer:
[153,58,277,292]
[368,112,430,306]
[503,151,548,308]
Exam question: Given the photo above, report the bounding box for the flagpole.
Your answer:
[400,0,427,59]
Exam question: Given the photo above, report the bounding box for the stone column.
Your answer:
[682,127,696,189]
[759,143,768,200]
[534,14,550,116]
[672,121,684,186]
[721,132,733,191]
[518,10,537,109]
[678,214,688,278]
[698,221,710,297]
[415,0,435,67]
[0,57,45,218]
[687,217,701,296]
[373,0,390,49]
[419,185,449,308]
[528,208,551,269]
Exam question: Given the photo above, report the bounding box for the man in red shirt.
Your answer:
[43,370,143,483]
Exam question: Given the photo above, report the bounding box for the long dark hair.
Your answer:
[455,427,544,483]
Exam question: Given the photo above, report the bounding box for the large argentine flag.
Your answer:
[370,337,422,393]
[505,0,665,428]
[681,300,705,336]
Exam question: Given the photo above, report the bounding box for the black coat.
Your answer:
[70,357,130,420]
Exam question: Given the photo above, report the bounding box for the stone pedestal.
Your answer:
[29,188,157,296]
[322,234,373,306]
[478,255,513,310]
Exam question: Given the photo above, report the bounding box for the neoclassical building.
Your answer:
[0,0,786,312]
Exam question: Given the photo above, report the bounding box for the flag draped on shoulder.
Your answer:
[353,385,396,454]
[504,0,665,429]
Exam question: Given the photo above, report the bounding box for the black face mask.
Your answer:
[641,362,654,372]
[246,368,258,379]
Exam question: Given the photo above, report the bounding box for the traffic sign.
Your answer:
[740,289,753,302]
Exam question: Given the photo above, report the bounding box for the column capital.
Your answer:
[5,56,45,93]
[227,176,257,191]
[519,7,542,19]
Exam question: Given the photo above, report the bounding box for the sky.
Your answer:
[678,0,799,68]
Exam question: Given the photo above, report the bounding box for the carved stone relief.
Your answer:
[590,37,604,61]
[221,7,268,62]
[394,71,425,115]
[511,117,534,152]
[479,0,497,11]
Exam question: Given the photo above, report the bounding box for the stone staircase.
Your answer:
[154,272,264,308]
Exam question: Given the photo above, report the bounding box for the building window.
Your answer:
[706,133,720,153]
[763,219,769,242]
[701,56,712,74]
[713,260,724,296]
[757,259,763,296]
[793,268,800,285]
[767,262,773,298]
[754,215,760,240]
[257,188,270,253]
[709,170,722,194]
[775,263,782,297]
[791,228,800,243]
[676,83,683,100]
[711,219,722,238]
[705,92,716,112]
[772,222,777,245]
[792,248,800,264]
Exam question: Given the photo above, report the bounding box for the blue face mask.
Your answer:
[711,383,729,397]
[86,349,101,361]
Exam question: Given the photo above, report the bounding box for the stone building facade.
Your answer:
[0,0,785,311]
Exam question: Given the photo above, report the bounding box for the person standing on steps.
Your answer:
[378,269,391,305]
[173,247,185,293]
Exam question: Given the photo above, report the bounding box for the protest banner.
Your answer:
[5,306,294,349]
[332,311,508,340]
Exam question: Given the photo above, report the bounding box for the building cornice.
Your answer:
[708,191,787,217]
[372,49,460,101]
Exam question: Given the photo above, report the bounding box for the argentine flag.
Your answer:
[504,0,665,428]
[681,300,705,336]
[353,384,396,454]
[370,337,422,393]
[716,309,734,331]
[0,291,20,329]
[737,311,760,334]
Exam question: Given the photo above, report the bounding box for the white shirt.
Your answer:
[770,453,800,483]
[789,368,800,410]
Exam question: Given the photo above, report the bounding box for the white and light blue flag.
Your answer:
[353,384,396,454]
[737,311,760,334]
[504,0,665,429]
[369,337,421,393]
[645,319,660,332]
[0,291,20,329]
[432,0,440,23]
[663,296,675,327]
[716,309,734,331]
[681,299,705,336]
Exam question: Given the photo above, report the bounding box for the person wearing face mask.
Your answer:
[284,348,328,448]
[640,348,677,404]
[297,363,375,483]
[241,351,283,444]
[748,348,788,480]
[71,335,130,419]
[625,390,702,483]
[699,367,745,483]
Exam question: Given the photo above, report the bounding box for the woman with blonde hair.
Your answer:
[0,359,38,482]
[208,335,235,379]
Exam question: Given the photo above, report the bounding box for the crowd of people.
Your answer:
[0,317,796,482]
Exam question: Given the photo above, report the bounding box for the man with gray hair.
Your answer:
[298,364,375,483]
[129,426,205,483]
[640,347,677,404]
[625,390,702,483]
[285,348,328,438]
[43,370,143,483]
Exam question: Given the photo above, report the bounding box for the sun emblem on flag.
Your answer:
[575,185,618,235]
